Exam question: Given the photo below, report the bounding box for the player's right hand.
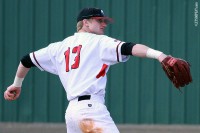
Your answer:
[4,85,21,101]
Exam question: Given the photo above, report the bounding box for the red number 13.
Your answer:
[64,45,82,72]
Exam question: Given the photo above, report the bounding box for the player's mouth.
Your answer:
[100,27,105,31]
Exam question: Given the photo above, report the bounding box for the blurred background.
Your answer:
[0,0,200,132]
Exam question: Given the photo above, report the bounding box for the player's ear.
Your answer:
[83,19,90,27]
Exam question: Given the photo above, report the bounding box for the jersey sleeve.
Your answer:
[99,35,130,65]
[30,42,60,75]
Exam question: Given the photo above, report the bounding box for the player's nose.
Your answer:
[101,22,107,27]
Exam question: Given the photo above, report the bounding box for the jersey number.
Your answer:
[64,45,82,72]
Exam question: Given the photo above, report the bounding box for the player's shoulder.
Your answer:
[61,35,75,42]
[47,36,72,49]
[48,41,63,49]
[97,34,120,43]
[50,35,75,47]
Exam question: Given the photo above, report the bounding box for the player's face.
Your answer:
[87,17,108,35]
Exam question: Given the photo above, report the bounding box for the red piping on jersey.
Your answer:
[116,41,122,62]
[96,64,108,78]
[33,52,44,70]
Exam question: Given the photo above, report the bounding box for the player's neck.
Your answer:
[78,28,90,33]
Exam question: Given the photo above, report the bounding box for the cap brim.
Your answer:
[92,17,114,24]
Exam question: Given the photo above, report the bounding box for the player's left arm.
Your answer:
[121,43,192,88]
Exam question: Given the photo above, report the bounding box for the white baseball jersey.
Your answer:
[30,32,129,101]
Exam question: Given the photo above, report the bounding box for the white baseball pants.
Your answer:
[65,95,120,133]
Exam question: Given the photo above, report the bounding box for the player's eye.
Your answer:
[97,19,109,24]
[97,19,104,23]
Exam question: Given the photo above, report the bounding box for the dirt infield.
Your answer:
[1,123,200,133]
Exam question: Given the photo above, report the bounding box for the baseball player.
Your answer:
[4,7,192,133]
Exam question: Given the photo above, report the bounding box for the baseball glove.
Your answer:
[161,56,192,89]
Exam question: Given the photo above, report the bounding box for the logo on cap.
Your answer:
[101,10,104,15]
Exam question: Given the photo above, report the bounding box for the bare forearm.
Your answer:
[132,44,167,62]
[16,62,30,78]
[132,44,149,57]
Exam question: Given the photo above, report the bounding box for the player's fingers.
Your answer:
[4,92,12,100]
[13,92,20,100]
[5,85,21,100]
[4,92,8,100]
[6,90,15,97]
[4,91,12,100]
[11,90,21,100]
[13,89,21,99]
[4,90,15,101]
[5,95,16,101]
